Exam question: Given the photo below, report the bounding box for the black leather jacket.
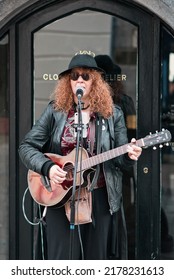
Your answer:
[19,101,135,214]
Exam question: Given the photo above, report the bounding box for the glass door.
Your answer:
[33,10,138,259]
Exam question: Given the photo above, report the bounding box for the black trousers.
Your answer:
[45,187,116,260]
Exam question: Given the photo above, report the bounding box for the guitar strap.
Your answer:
[108,116,115,149]
[89,115,102,192]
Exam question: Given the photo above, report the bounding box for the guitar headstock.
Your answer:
[142,129,171,149]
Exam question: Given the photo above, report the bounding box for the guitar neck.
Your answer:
[80,138,144,171]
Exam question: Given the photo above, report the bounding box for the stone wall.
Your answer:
[0,0,174,29]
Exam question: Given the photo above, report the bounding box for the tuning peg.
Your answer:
[159,144,163,148]
[149,132,152,135]
[165,142,169,146]
[153,146,157,150]
[156,130,158,133]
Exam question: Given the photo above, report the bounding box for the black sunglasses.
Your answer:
[70,72,90,81]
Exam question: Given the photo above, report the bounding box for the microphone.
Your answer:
[76,87,84,98]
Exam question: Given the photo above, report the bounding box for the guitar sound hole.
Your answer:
[64,163,74,181]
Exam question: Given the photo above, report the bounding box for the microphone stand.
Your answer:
[69,94,84,260]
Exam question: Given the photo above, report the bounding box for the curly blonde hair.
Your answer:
[52,69,114,119]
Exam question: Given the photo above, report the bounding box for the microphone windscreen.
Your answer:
[76,87,84,97]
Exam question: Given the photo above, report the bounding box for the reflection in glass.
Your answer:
[33,10,138,259]
[0,34,9,259]
[161,28,174,259]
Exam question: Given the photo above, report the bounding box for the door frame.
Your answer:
[3,0,161,259]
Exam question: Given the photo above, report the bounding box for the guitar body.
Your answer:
[28,148,95,208]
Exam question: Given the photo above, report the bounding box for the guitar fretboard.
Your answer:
[78,138,144,171]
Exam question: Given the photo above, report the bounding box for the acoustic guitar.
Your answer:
[27,129,171,208]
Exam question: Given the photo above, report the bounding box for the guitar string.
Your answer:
[48,134,168,175]
[59,147,126,174]
[52,137,160,174]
